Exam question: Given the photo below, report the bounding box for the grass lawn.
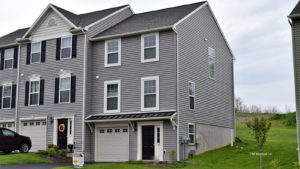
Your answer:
[0,153,50,165]
[54,117,298,169]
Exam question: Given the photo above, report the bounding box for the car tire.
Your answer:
[3,150,12,154]
[19,143,29,153]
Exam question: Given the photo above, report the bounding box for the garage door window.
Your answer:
[122,128,128,133]
[107,129,113,133]
[2,84,12,109]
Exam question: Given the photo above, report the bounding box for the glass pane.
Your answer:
[4,60,13,69]
[108,41,118,53]
[2,129,14,137]
[189,97,194,109]
[3,86,11,97]
[144,80,156,94]
[62,37,71,48]
[3,98,11,108]
[61,48,71,58]
[189,134,195,143]
[108,53,118,64]
[144,48,156,60]
[209,62,215,78]
[189,125,195,133]
[189,82,195,96]
[30,81,39,93]
[60,77,71,90]
[31,42,41,53]
[107,97,118,110]
[144,35,156,47]
[31,52,41,63]
[60,90,70,103]
[144,94,156,108]
[107,84,118,97]
[4,49,14,59]
[30,93,39,105]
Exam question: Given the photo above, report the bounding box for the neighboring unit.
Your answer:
[0,1,234,161]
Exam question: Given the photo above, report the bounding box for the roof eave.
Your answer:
[288,14,300,19]
[85,116,172,123]
[0,43,18,49]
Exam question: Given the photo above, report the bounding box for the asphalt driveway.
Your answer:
[0,163,71,169]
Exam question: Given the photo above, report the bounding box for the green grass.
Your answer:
[54,117,298,169]
[0,153,50,165]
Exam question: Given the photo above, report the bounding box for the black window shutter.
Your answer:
[54,78,59,104]
[27,43,31,65]
[13,47,18,68]
[71,76,76,103]
[11,84,16,108]
[25,81,29,106]
[72,35,77,58]
[39,79,45,105]
[0,50,4,70]
[0,86,2,109]
[56,38,61,60]
[41,41,46,63]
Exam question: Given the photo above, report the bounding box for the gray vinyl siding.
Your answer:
[90,30,177,114]
[0,47,18,121]
[87,7,133,38]
[129,126,137,160]
[17,35,85,151]
[176,5,234,159]
[291,18,300,161]
[163,120,177,161]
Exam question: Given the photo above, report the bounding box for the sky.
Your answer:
[0,0,298,112]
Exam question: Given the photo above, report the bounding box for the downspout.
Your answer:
[15,43,21,133]
[82,28,88,153]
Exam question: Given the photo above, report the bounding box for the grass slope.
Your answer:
[0,153,50,165]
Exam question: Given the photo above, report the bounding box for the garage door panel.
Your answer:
[97,127,129,162]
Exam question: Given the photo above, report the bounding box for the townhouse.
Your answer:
[0,1,234,161]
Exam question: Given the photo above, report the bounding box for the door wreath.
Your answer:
[58,124,66,132]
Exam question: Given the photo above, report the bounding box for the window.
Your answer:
[188,123,195,144]
[122,128,128,133]
[29,80,40,106]
[156,127,160,144]
[2,84,12,109]
[30,122,34,126]
[141,76,159,111]
[42,121,46,125]
[188,82,195,110]
[59,74,71,103]
[31,42,41,63]
[36,122,40,126]
[99,129,105,133]
[104,80,121,113]
[105,39,121,67]
[4,49,14,69]
[23,123,28,126]
[61,37,72,59]
[208,47,215,79]
[141,33,159,62]
[107,129,113,133]
[2,129,15,137]
[115,129,120,133]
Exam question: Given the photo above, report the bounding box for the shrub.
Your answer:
[37,149,48,155]
[58,149,67,157]
[128,160,145,164]
[48,147,57,157]
[270,159,281,169]
[47,144,54,149]
[270,114,286,120]
[284,113,296,127]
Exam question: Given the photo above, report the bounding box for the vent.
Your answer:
[48,18,57,27]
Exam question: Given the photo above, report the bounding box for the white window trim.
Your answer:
[2,83,12,109]
[59,73,71,104]
[141,32,159,63]
[60,36,72,59]
[4,49,14,70]
[141,76,159,111]
[188,123,196,145]
[104,39,121,67]
[208,47,215,80]
[104,80,121,113]
[29,77,40,106]
[31,41,41,64]
[188,81,195,110]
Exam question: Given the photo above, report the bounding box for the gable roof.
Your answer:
[0,28,29,48]
[93,1,206,39]
[290,1,300,18]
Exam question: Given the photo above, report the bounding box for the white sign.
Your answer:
[73,152,84,168]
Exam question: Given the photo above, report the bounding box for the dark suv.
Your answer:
[0,128,32,154]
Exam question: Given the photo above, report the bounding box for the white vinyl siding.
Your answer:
[188,123,195,144]
[188,81,195,110]
[29,80,40,106]
[105,39,121,67]
[4,49,14,69]
[104,80,121,113]
[208,47,215,79]
[61,37,72,59]
[59,74,71,103]
[141,76,159,111]
[141,33,159,63]
[2,84,12,109]
[31,42,41,63]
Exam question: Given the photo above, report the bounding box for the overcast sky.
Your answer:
[0,0,298,112]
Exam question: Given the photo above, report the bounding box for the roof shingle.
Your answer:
[290,1,300,17]
[0,28,29,47]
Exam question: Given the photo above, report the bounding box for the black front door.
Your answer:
[57,119,68,149]
[142,126,155,160]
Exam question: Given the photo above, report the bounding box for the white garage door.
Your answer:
[96,127,129,162]
[0,123,15,131]
[20,120,47,152]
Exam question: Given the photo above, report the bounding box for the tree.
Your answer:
[246,117,272,169]
[235,97,244,113]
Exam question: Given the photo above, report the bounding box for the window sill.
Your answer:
[141,59,159,63]
[104,63,121,68]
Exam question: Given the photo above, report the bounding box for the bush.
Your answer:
[58,149,67,157]
[37,149,48,155]
[270,114,286,120]
[284,113,296,127]
[128,160,145,164]
[48,147,57,157]
[47,144,54,149]
[48,144,59,152]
